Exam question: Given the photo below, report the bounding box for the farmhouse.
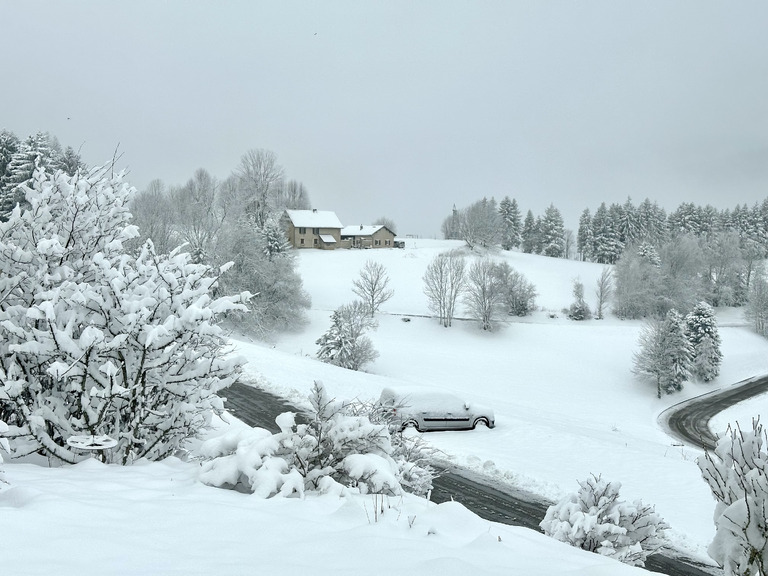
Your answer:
[283,209,343,250]
[340,224,397,249]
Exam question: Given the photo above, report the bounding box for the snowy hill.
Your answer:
[234,239,768,562]
[3,239,766,574]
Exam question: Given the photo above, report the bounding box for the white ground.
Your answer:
[2,239,765,575]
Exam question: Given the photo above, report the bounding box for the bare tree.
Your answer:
[169,168,224,263]
[423,250,466,327]
[129,178,175,254]
[273,179,311,210]
[594,266,613,320]
[236,148,284,227]
[464,258,504,330]
[352,260,394,317]
[373,216,397,234]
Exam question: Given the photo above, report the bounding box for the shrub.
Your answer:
[540,474,668,567]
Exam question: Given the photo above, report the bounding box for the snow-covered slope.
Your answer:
[234,239,768,562]
[3,239,765,574]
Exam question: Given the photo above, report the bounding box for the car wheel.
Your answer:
[472,417,489,429]
[401,420,419,432]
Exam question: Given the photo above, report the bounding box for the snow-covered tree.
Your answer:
[464,258,504,330]
[746,268,768,338]
[685,302,722,382]
[169,168,224,264]
[496,263,537,317]
[591,203,622,264]
[129,179,176,255]
[316,301,378,370]
[633,309,692,397]
[259,214,291,261]
[594,267,613,320]
[613,244,663,319]
[423,250,466,327]
[215,216,310,336]
[458,197,500,250]
[521,210,538,254]
[698,419,768,576]
[235,148,285,229]
[352,260,394,317]
[568,278,591,321]
[540,474,668,567]
[200,381,432,497]
[498,196,521,250]
[577,208,593,261]
[0,164,248,464]
[540,204,566,258]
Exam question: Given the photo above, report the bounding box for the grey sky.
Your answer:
[2,1,767,237]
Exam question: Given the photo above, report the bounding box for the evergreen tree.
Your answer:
[540,204,565,258]
[685,302,722,382]
[0,129,20,181]
[633,309,692,397]
[668,202,702,237]
[577,208,593,261]
[568,278,591,320]
[521,209,538,254]
[617,197,640,246]
[498,196,521,250]
[316,301,378,371]
[591,203,619,264]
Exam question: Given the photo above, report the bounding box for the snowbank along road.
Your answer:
[221,381,725,576]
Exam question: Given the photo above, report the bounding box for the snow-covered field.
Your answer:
[232,240,768,562]
[3,239,765,575]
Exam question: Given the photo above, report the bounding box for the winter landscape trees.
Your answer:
[129,147,312,336]
[0,164,248,464]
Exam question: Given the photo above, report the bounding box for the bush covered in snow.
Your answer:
[200,381,434,498]
[539,474,668,567]
[0,165,249,464]
[698,419,767,576]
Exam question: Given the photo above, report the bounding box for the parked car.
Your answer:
[377,387,495,432]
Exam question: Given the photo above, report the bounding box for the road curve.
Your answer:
[220,381,718,576]
[660,374,768,451]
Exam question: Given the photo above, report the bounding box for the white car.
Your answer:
[377,387,495,432]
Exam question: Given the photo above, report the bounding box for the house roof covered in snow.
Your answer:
[284,209,342,229]
[340,225,395,237]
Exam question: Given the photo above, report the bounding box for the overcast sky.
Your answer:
[2,1,768,237]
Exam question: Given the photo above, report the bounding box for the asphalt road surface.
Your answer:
[220,381,724,575]
[662,374,768,451]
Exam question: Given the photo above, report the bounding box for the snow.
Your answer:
[3,238,766,574]
[230,239,767,563]
[2,453,654,575]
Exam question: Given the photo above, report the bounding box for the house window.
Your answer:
[300,238,305,245]
[312,228,319,234]
[375,239,381,246]
[385,240,390,246]
[299,227,306,234]
[314,238,318,245]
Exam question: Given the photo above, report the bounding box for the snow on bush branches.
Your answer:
[200,381,435,498]
[539,474,668,567]
[0,165,249,464]
[699,419,767,576]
